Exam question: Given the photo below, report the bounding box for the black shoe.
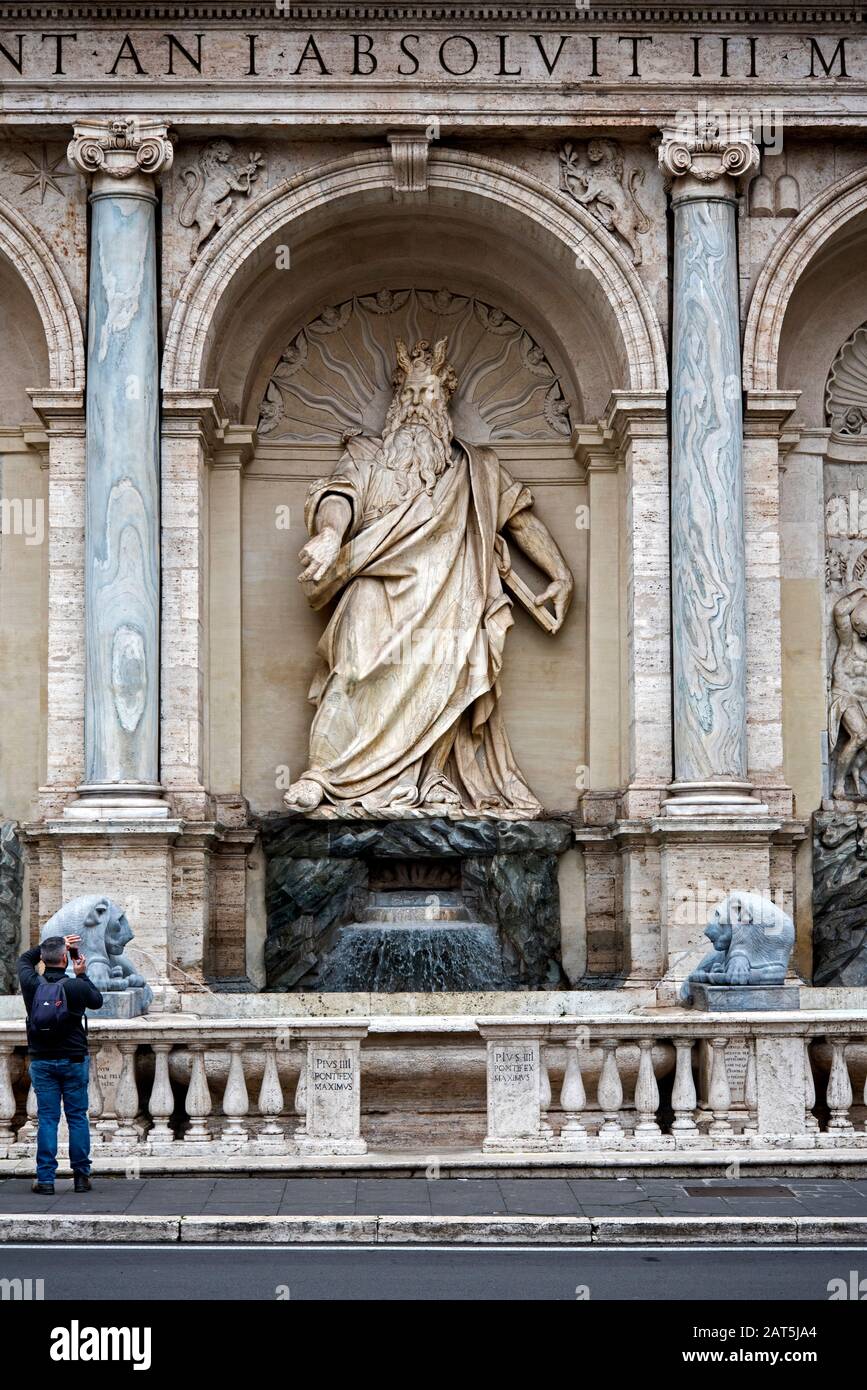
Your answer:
[31,1181,55,1195]
[73,1173,92,1193]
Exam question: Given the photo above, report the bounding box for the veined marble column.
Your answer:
[659,132,761,815]
[66,119,173,818]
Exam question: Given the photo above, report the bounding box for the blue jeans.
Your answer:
[29,1057,91,1184]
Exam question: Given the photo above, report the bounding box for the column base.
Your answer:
[63,784,170,821]
[662,780,768,817]
[295,1136,368,1156]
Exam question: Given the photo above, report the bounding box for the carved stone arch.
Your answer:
[257,288,574,444]
[162,148,668,397]
[744,164,867,393]
[0,195,84,391]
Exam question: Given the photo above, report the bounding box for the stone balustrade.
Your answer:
[476,1017,867,1152]
[0,1018,369,1161]
[1,1013,866,1164]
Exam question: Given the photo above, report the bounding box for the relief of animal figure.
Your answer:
[178,138,264,260]
[559,139,651,266]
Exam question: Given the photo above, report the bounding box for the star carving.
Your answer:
[13,144,73,203]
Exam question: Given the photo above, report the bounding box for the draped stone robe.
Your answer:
[300,435,542,814]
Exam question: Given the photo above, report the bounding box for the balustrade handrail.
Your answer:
[0,1010,866,1047]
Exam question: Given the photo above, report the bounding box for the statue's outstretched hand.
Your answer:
[535,576,573,632]
[298,526,341,584]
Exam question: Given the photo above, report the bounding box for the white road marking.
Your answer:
[3,1243,867,1254]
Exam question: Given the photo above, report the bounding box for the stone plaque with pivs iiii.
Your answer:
[307,1043,361,1141]
[487,1038,541,1139]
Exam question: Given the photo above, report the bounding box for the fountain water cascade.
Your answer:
[315,891,508,992]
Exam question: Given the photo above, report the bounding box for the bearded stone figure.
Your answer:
[283,337,574,818]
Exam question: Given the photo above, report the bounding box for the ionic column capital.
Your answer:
[658,129,759,202]
[67,117,174,196]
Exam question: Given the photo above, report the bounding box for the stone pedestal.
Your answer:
[755,1035,806,1138]
[479,1023,549,1152]
[89,987,150,1020]
[295,1025,368,1155]
[690,984,800,1012]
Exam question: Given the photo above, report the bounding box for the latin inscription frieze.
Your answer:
[0,29,860,85]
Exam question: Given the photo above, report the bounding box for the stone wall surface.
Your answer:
[0,3,866,1009]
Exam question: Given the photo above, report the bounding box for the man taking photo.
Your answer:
[17,933,103,1195]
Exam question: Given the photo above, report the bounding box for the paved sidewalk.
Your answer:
[4,1174,867,1218]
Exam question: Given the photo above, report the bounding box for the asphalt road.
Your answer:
[2,1243,864,1301]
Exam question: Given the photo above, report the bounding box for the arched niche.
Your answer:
[178,151,665,815]
[766,202,867,868]
[164,148,667,404]
[778,213,867,427]
[235,282,589,815]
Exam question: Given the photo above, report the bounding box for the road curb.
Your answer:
[180,1215,378,1243]
[376,1216,593,1244]
[0,1214,180,1242]
[3,1212,867,1244]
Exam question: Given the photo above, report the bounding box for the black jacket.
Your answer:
[17,946,104,1059]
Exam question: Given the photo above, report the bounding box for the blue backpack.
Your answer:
[28,978,70,1038]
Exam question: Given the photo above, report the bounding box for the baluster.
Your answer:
[222,1041,250,1147]
[294,1052,307,1137]
[539,1046,553,1135]
[743,1043,758,1133]
[559,1036,587,1149]
[0,1044,15,1153]
[707,1037,733,1136]
[634,1038,661,1137]
[597,1038,624,1141]
[257,1040,285,1144]
[86,1042,104,1147]
[147,1043,175,1145]
[827,1037,854,1133]
[804,1038,819,1133]
[183,1042,212,1143]
[19,1064,38,1143]
[112,1042,141,1149]
[671,1037,698,1137]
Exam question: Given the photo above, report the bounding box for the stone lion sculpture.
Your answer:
[39,895,152,1005]
[680,891,795,1005]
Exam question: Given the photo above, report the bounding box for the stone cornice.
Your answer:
[0,4,861,22]
[743,389,802,453]
[26,388,86,434]
[212,423,258,471]
[605,390,668,446]
[161,388,228,453]
[571,423,616,480]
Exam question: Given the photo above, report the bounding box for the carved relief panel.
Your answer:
[256,287,574,444]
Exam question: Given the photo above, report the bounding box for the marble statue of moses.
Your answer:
[283,336,574,817]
